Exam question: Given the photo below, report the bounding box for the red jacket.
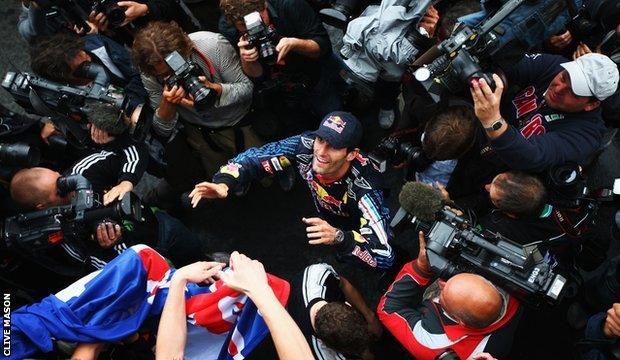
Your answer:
[377,262,522,359]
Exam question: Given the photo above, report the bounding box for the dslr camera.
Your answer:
[392,207,572,307]
[243,12,278,65]
[164,51,217,112]
[368,131,431,174]
[91,0,126,28]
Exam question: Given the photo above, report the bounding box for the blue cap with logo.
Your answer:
[313,111,363,149]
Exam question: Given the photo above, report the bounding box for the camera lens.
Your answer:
[186,78,214,111]
[106,4,126,27]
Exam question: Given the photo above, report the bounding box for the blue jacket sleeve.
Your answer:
[489,122,604,172]
[212,134,303,191]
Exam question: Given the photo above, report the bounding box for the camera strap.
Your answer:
[192,48,216,80]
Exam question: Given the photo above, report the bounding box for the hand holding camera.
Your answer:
[470,74,504,126]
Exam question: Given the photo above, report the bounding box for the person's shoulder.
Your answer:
[349,152,384,187]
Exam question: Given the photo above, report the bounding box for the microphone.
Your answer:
[398,181,444,222]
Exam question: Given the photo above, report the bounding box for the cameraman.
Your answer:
[9,167,205,275]
[412,102,507,201]
[470,53,618,172]
[132,21,261,201]
[30,32,147,144]
[377,231,521,359]
[218,0,342,119]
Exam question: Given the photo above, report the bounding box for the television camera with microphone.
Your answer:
[391,181,573,307]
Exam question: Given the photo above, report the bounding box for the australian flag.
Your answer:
[7,245,290,359]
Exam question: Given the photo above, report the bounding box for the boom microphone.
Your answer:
[398,181,444,222]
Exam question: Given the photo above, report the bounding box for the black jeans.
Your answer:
[154,211,205,267]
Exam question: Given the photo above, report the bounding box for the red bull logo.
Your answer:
[323,115,346,134]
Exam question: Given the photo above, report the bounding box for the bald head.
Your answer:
[10,167,67,210]
[440,273,503,329]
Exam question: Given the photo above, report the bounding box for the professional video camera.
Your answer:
[318,0,365,29]
[368,131,431,173]
[2,63,130,150]
[392,181,572,307]
[2,64,127,118]
[243,12,278,65]
[164,51,217,112]
[2,175,144,255]
[91,0,126,28]
[565,0,620,56]
[413,0,577,101]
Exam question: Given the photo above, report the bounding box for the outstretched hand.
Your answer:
[189,182,229,208]
[218,251,270,296]
[173,261,225,284]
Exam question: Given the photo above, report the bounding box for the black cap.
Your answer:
[313,111,362,149]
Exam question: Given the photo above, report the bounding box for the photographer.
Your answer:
[218,0,342,120]
[377,231,521,359]
[132,21,261,202]
[287,263,381,359]
[470,53,618,172]
[30,32,147,144]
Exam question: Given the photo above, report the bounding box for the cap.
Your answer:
[313,111,363,149]
[560,53,619,101]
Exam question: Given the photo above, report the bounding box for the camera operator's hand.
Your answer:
[172,260,225,285]
[40,122,60,145]
[89,11,109,32]
[189,182,229,207]
[218,251,270,296]
[162,84,194,107]
[573,42,593,60]
[117,1,149,25]
[103,180,133,206]
[89,124,115,145]
[238,37,260,63]
[276,37,299,64]
[198,76,222,97]
[416,231,431,273]
[471,74,505,134]
[419,5,440,38]
[548,30,573,52]
[603,303,620,338]
[303,217,337,245]
[95,222,122,248]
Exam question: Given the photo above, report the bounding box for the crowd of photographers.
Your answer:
[1,0,620,358]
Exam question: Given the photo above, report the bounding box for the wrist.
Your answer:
[480,113,502,126]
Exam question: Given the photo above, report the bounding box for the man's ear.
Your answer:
[346,149,359,161]
[584,99,601,112]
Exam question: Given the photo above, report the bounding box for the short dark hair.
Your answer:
[422,105,476,160]
[314,302,372,356]
[132,21,194,76]
[85,102,128,135]
[494,172,547,218]
[30,33,85,83]
[219,0,266,24]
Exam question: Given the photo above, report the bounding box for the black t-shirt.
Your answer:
[288,263,347,359]
[218,0,331,87]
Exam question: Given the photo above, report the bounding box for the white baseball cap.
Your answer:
[560,53,619,101]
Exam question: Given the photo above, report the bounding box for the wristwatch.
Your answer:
[484,117,506,131]
[334,229,345,245]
